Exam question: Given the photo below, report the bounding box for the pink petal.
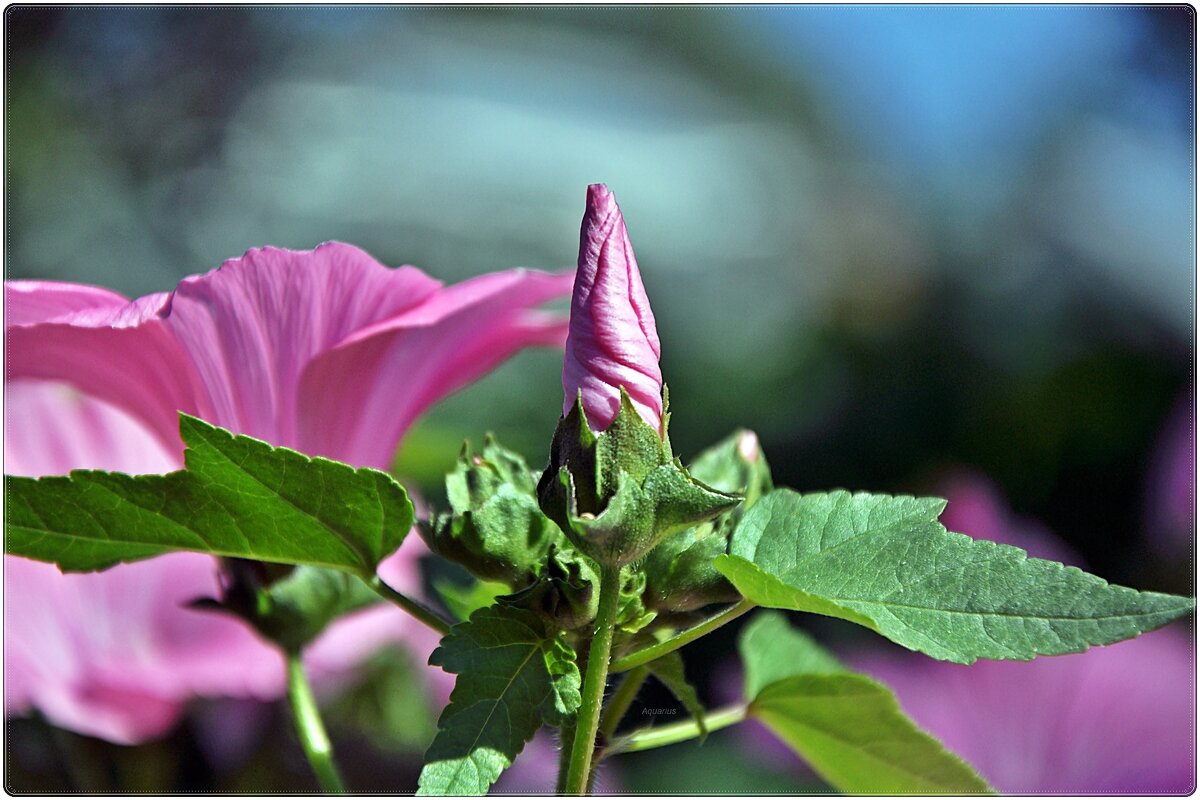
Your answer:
[7,244,569,472]
[162,242,441,448]
[563,184,663,430]
[5,281,130,325]
[4,380,180,477]
[297,267,574,469]
[5,554,284,745]
[1144,391,1195,558]
[6,286,203,454]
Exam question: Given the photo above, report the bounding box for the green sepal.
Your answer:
[615,566,657,634]
[419,436,561,586]
[193,561,379,653]
[538,389,739,567]
[643,430,774,612]
[501,544,601,630]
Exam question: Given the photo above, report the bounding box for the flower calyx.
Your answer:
[537,388,740,568]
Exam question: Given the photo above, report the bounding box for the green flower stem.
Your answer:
[556,715,578,795]
[610,599,755,673]
[366,575,452,635]
[598,665,649,741]
[604,704,747,757]
[286,652,347,794]
[563,563,622,795]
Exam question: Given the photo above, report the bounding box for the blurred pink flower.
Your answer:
[4,381,282,744]
[939,470,1086,567]
[852,473,1195,793]
[1144,391,1195,560]
[4,244,572,744]
[855,630,1194,793]
[562,184,663,431]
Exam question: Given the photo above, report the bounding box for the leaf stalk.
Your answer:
[603,704,747,757]
[366,575,452,634]
[610,599,755,673]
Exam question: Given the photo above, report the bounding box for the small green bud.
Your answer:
[420,436,562,586]
[193,559,377,653]
[502,544,600,630]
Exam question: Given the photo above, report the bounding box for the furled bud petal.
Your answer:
[562,184,663,431]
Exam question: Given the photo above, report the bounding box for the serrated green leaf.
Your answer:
[739,612,991,794]
[646,652,708,743]
[718,490,1195,664]
[417,605,581,796]
[5,414,412,575]
[728,489,945,572]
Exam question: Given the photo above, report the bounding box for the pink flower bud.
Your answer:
[562,184,663,431]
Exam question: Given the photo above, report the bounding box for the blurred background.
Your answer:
[5,5,1194,793]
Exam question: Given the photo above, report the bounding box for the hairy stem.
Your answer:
[286,652,347,794]
[604,704,747,757]
[563,563,622,795]
[556,714,577,795]
[366,575,452,635]
[610,599,755,673]
[599,665,649,741]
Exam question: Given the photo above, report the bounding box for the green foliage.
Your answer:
[740,611,843,699]
[615,566,657,634]
[421,436,561,585]
[417,605,581,795]
[436,577,511,623]
[204,563,381,652]
[646,652,708,743]
[685,429,774,510]
[739,612,992,794]
[718,490,1195,664]
[539,390,739,567]
[643,429,774,612]
[4,414,412,576]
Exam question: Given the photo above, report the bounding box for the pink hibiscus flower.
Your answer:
[5,242,573,744]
